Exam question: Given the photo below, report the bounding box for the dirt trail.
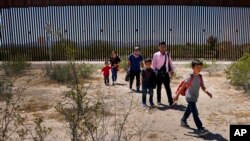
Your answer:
[7,64,250,141]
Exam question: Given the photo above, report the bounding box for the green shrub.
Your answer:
[78,63,95,79]
[45,64,72,83]
[0,56,31,77]
[226,53,250,92]
[119,60,128,71]
[45,63,95,83]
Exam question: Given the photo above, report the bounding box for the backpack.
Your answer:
[175,74,204,96]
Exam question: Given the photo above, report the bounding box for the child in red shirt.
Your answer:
[101,61,111,85]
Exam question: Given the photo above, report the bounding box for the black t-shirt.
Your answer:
[110,56,121,67]
[142,68,156,86]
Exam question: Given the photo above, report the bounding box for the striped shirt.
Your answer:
[152,51,175,72]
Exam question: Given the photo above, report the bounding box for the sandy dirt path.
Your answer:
[9,64,250,141]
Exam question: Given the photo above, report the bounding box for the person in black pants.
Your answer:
[127,46,144,93]
[156,72,173,105]
[152,41,175,106]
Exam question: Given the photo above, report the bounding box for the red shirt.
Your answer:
[101,66,111,77]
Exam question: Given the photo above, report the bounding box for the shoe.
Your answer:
[143,104,147,107]
[136,89,140,93]
[112,82,114,85]
[181,120,190,128]
[157,102,162,106]
[197,129,210,136]
[150,104,155,108]
[130,88,133,93]
[169,102,177,107]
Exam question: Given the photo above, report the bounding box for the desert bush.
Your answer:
[0,58,51,141]
[119,60,128,71]
[226,53,250,92]
[55,61,133,141]
[55,61,101,141]
[0,74,25,141]
[17,116,52,141]
[0,56,31,77]
[44,63,95,83]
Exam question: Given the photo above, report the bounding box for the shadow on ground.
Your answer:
[114,83,127,86]
[184,128,228,141]
[157,104,186,111]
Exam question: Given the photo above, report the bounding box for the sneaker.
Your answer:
[169,102,177,107]
[143,104,147,107]
[157,102,162,106]
[136,88,140,93]
[181,120,190,128]
[150,102,154,106]
[197,129,210,136]
[129,88,133,93]
[150,104,155,108]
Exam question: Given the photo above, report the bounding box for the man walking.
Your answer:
[127,46,144,93]
[152,41,175,106]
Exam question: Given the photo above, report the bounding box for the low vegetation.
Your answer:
[44,63,95,83]
[226,53,250,92]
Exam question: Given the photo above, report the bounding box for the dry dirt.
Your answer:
[3,64,250,141]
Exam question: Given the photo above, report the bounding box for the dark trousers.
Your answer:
[156,73,173,104]
[104,76,109,84]
[182,101,203,130]
[142,85,154,105]
[129,71,140,89]
[111,68,117,82]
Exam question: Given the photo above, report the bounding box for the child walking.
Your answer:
[141,58,157,108]
[173,59,212,137]
[101,61,111,85]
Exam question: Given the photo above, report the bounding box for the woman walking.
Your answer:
[110,51,121,85]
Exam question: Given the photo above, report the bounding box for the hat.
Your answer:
[134,46,140,50]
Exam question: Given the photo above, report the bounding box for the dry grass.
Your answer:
[47,112,66,122]
[219,110,250,118]
[147,133,158,139]
[206,112,227,125]
[18,99,51,113]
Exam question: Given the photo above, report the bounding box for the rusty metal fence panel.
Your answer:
[0,6,250,61]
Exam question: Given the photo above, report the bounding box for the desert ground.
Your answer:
[3,62,250,141]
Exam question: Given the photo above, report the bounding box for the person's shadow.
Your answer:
[114,83,127,86]
[185,128,228,141]
[157,104,186,111]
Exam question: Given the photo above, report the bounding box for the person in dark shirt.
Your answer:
[101,61,111,85]
[141,58,156,108]
[110,51,121,85]
[127,46,144,93]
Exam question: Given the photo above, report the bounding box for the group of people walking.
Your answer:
[101,41,213,137]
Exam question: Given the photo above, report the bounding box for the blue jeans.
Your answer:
[142,85,154,105]
[111,68,117,82]
[182,101,204,130]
